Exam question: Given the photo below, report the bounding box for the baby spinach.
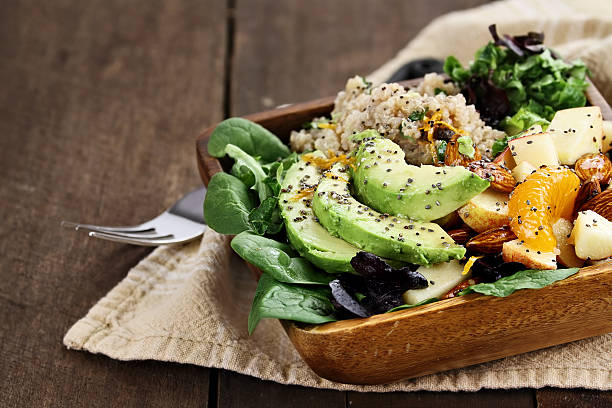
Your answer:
[248,274,337,334]
[208,118,290,162]
[247,196,283,235]
[231,232,333,286]
[460,268,579,297]
[203,172,255,234]
[231,158,256,188]
[224,144,271,203]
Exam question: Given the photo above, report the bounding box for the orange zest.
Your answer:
[291,187,315,202]
[462,256,483,275]
[418,111,467,164]
[508,166,580,252]
[302,150,355,171]
[315,122,336,130]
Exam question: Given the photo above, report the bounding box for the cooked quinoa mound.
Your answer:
[290,74,506,164]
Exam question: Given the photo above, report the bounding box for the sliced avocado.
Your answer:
[312,163,465,265]
[279,153,359,272]
[352,131,489,221]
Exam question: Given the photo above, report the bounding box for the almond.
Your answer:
[579,188,612,221]
[574,153,612,184]
[574,176,601,216]
[441,277,482,299]
[447,225,474,245]
[466,225,517,254]
[444,134,482,167]
[467,160,516,193]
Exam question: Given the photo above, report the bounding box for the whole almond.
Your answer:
[444,134,482,167]
[467,160,516,193]
[574,153,612,184]
[466,225,517,254]
[447,225,474,245]
[574,176,601,216]
[579,188,612,221]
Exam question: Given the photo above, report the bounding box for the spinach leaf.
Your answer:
[461,268,579,297]
[208,118,290,162]
[248,274,337,334]
[231,232,333,286]
[386,298,438,313]
[203,172,256,234]
[231,158,256,188]
[248,196,283,235]
[224,144,272,203]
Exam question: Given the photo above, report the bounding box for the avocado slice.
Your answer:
[313,163,465,265]
[279,153,359,272]
[352,132,489,221]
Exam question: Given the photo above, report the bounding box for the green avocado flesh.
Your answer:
[312,163,465,265]
[352,133,489,221]
[279,153,359,272]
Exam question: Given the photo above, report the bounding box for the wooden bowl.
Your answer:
[196,79,612,385]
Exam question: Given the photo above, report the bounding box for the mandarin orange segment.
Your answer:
[508,166,580,252]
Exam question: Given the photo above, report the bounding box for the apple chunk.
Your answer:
[512,161,537,183]
[402,260,467,305]
[569,210,612,260]
[548,106,603,165]
[458,189,509,233]
[508,132,559,168]
[603,120,612,153]
[502,239,557,270]
[552,218,584,268]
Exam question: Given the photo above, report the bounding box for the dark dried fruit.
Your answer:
[469,253,526,283]
[329,280,371,318]
[328,252,428,315]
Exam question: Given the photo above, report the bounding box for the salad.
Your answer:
[203,26,612,333]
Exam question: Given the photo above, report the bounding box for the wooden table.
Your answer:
[1,1,610,406]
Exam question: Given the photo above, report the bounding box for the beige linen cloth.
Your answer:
[65,0,612,391]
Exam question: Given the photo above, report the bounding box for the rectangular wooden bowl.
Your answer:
[196,79,612,385]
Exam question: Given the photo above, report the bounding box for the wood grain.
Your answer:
[0,0,225,406]
[217,371,346,408]
[536,388,612,408]
[348,389,536,408]
[230,0,490,116]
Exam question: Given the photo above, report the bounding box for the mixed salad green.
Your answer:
[444,24,589,156]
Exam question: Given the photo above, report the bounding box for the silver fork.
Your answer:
[61,186,207,246]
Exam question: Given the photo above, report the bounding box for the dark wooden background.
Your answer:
[1,0,611,406]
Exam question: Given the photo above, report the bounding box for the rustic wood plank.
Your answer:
[536,388,612,408]
[217,371,346,408]
[348,389,536,408]
[230,0,490,116]
[0,0,226,406]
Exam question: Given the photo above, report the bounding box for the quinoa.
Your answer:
[290,74,506,164]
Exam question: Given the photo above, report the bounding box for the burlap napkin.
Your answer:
[64,0,612,391]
